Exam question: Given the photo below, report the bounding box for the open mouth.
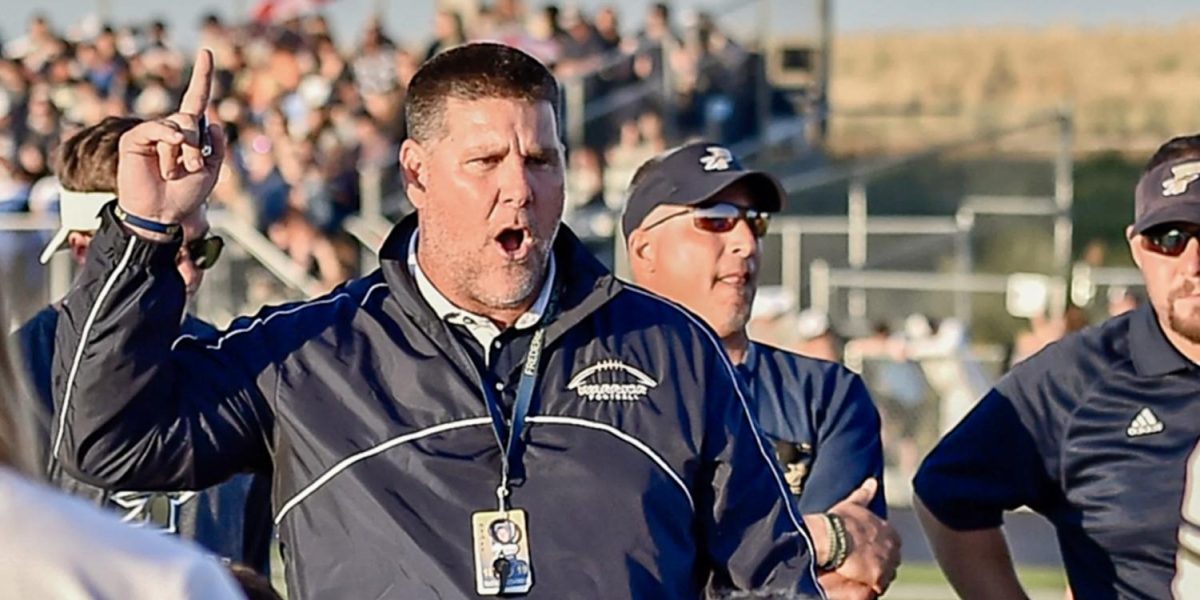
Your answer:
[495,227,532,260]
[716,270,753,287]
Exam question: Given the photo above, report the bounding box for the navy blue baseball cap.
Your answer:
[620,141,786,240]
[1134,157,1200,233]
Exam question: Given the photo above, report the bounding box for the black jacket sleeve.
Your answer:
[52,207,281,491]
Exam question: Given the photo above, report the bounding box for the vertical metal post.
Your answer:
[1053,106,1075,314]
[755,0,773,144]
[954,209,976,325]
[781,222,802,308]
[810,259,830,314]
[847,178,868,320]
[659,38,676,143]
[565,78,586,153]
[814,0,832,145]
[359,166,382,220]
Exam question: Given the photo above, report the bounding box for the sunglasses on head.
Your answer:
[182,235,224,270]
[1140,223,1200,257]
[643,202,772,237]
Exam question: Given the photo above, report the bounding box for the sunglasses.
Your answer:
[642,202,772,237]
[1140,223,1200,257]
[182,235,224,270]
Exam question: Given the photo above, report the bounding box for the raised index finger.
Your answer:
[179,48,214,116]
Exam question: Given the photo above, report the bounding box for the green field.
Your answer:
[886,563,1067,599]
[269,546,1066,599]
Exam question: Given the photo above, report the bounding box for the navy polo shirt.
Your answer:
[914,303,1200,600]
[736,341,886,517]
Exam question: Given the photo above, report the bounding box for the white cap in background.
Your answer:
[39,189,114,264]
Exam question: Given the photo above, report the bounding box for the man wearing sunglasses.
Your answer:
[13,116,272,573]
[623,142,899,600]
[915,135,1200,599]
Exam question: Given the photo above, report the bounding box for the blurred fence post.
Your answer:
[954,209,976,324]
[358,165,383,270]
[755,0,772,143]
[660,39,676,143]
[1053,105,1075,314]
[847,177,868,321]
[810,258,830,314]
[565,77,586,152]
[781,221,802,309]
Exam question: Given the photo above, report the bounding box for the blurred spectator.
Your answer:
[352,19,396,97]
[564,145,614,263]
[4,14,58,72]
[793,308,841,362]
[521,5,564,67]
[1010,305,1090,367]
[425,9,466,62]
[556,8,605,78]
[0,7,768,302]
[567,146,605,214]
[848,322,928,482]
[746,286,797,347]
[905,314,993,433]
[594,7,622,52]
[490,0,529,45]
[607,111,661,171]
[1108,285,1142,317]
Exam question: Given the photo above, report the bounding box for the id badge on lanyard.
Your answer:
[471,292,555,595]
[472,507,533,594]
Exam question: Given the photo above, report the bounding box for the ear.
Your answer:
[399,138,429,210]
[1126,225,1143,269]
[66,231,92,266]
[626,228,656,278]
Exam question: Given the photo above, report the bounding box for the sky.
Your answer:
[0,0,1194,50]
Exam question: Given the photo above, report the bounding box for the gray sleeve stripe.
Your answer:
[528,415,694,510]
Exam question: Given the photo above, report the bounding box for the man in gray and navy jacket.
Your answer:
[52,44,826,598]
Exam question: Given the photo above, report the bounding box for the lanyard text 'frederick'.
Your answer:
[481,288,558,513]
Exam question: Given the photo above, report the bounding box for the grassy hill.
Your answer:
[828,23,1200,154]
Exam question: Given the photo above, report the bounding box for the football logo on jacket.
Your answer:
[567,359,658,401]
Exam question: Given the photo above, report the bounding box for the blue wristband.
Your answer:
[114,205,181,236]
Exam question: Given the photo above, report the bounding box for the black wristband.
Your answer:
[820,513,850,571]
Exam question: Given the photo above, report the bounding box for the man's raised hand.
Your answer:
[116,48,225,239]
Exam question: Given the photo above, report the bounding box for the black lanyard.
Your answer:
[481,292,557,512]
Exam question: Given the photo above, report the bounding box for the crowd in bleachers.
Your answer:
[0,2,767,288]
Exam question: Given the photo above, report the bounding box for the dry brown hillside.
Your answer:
[828,24,1200,154]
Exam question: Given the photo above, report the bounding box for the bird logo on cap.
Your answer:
[1162,161,1200,196]
[699,146,734,172]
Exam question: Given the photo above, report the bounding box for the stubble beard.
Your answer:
[1168,279,1200,344]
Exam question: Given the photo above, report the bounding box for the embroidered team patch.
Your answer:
[699,146,734,172]
[1162,161,1200,196]
[567,360,658,401]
